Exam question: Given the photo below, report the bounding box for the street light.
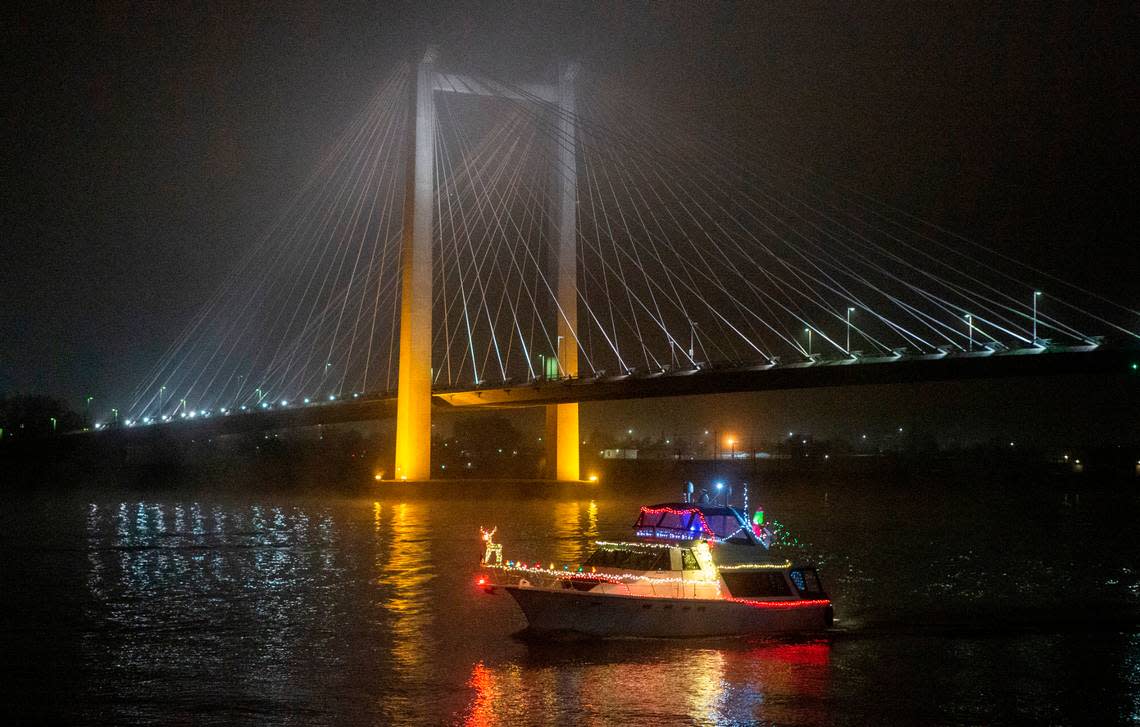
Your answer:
[1032,291,1042,345]
[965,314,973,352]
[846,307,855,353]
[726,436,737,461]
[804,327,812,356]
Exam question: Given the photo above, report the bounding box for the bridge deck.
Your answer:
[96,345,1136,439]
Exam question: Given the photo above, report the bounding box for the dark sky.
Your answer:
[5,1,1137,443]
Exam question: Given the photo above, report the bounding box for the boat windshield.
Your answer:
[584,547,671,571]
[634,504,753,544]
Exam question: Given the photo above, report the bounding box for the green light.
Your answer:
[1132,362,1138,371]
[752,510,765,526]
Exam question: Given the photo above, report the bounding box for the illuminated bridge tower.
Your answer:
[393,48,439,482]
[394,48,581,481]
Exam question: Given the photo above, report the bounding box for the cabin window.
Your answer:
[721,572,792,598]
[789,568,824,595]
[584,548,670,571]
[680,549,702,570]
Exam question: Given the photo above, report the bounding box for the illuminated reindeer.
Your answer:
[480,526,502,565]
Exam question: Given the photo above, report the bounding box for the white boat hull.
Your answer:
[506,586,832,637]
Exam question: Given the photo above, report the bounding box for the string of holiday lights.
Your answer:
[726,597,832,610]
[717,562,794,571]
[482,561,721,586]
[635,505,716,539]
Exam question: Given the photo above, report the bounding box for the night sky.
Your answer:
[5,1,1137,443]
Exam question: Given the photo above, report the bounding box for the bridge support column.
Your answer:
[545,62,580,482]
[394,48,438,481]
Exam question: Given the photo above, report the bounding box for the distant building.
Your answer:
[602,448,638,460]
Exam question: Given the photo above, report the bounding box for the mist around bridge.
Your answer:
[5,2,1140,725]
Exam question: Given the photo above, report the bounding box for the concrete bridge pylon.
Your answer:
[393,48,581,481]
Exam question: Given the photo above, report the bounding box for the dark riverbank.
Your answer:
[3,423,1137,494]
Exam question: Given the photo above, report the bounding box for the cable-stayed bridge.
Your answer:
[113,49,1139,480]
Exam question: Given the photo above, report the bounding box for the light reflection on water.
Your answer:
[381,502,434,694]
[2,483,1138,725]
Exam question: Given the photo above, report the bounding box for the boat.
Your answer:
[477,483,834,637]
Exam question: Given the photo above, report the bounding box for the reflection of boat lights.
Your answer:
[760,641,831,666]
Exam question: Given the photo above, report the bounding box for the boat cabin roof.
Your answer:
[634,503,757,545]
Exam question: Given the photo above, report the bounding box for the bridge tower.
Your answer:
[393,48,438,481]
[545,62,580,482]
[393,49,581,481]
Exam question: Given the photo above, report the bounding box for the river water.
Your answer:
[2,477,1138,725]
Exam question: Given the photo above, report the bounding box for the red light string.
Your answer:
[638,505,716,538]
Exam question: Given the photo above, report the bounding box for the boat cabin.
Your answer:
[633,503,763,546]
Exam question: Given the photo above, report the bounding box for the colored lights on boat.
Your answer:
[728,597,832,610]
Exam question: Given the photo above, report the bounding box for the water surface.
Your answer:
[2,478,1138,725]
